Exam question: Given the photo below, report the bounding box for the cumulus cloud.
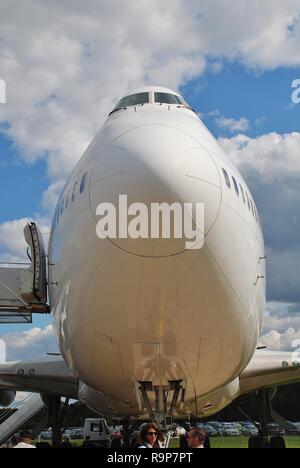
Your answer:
[1,324,58,361]
[0,217,50,263]
[260,328,300,351]
[0,0,207,186]
[215,115,250,133]
[219,133,300,183]
[0,0,300,193]
[188,0,300,69]
[0,219,32,259]
[263,304,300,334]
[259,303,300,351]
[42,180,65,216]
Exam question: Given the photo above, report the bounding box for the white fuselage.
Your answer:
[48,102,266,419]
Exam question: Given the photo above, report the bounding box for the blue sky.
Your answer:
[0,0,300,358]
[0,137,48,223]
[184,62,300,136]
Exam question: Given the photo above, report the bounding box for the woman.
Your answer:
[138,423,165,448]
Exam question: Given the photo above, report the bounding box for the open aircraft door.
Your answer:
[0,222,49,323]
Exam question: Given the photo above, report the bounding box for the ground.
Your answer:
[168,437,300,449]
[31,436,300,448]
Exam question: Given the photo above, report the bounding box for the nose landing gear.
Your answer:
[138,380,183,430]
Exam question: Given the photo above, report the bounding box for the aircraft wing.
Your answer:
[0,358,79,399]
[240,350,300,395]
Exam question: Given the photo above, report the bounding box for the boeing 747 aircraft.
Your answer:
[0,87,299,445]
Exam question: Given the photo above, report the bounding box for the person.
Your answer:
[187,428,207,449]
[179,434,188,449]
[138,423,165,448]
[35,442,52,449]
[13,431,36,449]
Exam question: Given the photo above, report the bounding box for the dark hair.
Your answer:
[139,423,164,447]
[19,431,31,439]
[189,428,207,444]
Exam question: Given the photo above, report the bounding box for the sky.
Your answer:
[0,0,300,361]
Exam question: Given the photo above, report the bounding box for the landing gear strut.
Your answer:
[138,380,183,430]
[42,395,69,448]
[258,389,270,447]
[236,389,288,449]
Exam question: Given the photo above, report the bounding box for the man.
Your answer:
[13,431,36,449]
[187,428,207,449]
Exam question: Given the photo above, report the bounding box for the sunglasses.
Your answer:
[147,432,158,436]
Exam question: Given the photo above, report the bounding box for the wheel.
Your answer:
[269,436,286,449]
[248,436,266,448]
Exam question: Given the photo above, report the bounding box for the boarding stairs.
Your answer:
[0,223,49,324]
[0,393,45,445]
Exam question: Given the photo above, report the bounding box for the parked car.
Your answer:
[242,426,259,437]
[267,423,285,436]
[285,422,300,436]
[173,425,186,437]
[293,422,300,434]
[69,428,84,439]
[203,425,218,437]
[206,422,225,435]
[62,429,72,441]
[223,427,241,437]
[40,431,52,440]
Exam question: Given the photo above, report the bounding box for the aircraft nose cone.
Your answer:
[90,125,221,257]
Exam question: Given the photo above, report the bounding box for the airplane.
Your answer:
[0,86,300,447]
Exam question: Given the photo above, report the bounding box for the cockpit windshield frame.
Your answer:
[109,89,192,116]
[154,92,188,107]
[111,92,149,114]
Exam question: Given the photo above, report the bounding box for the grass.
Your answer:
[34,436,300,449]
[169,436,300,449]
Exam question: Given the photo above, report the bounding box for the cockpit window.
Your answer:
[154,92,187,106]
[114,92,149,111]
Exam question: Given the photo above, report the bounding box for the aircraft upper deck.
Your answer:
[109,86,192,115]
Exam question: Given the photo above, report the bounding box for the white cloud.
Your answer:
[0,0,300,196]
[42,181,65,215]
[260,328,300,351]
[0,219,31,260]
[188,0,300,69]
[216,116,250,133]
[260,303,300,351]
[263,307,300,334]
[259,305,300,351]
[0,218,50,263]
[219,132,300,183]
[0,0,207,186]
[0,324,58,361]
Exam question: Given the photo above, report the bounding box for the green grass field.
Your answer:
[34,436,300,449]
[169,436,300,449]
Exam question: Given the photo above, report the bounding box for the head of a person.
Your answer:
[19,431,32,445]
[139,423,164,447]
[187,428,206,448]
